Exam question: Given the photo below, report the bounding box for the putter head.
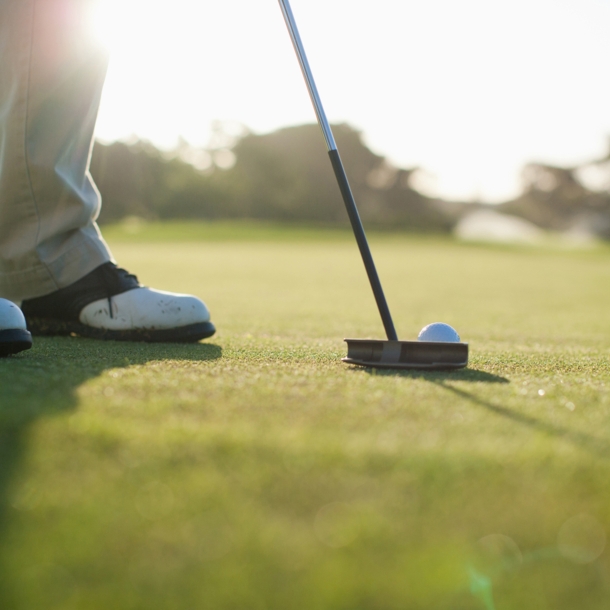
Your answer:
[343,339,468,370]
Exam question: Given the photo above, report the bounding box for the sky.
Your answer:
[92,0,610,202]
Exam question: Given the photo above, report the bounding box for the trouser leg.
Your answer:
[0,0,113,302]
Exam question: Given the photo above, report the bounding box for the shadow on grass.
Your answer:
[356,366,509,384]
[436,382,610,460]
[355,365,610,459]
[0,337,221,606]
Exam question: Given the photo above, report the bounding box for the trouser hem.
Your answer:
[0,233,113,302]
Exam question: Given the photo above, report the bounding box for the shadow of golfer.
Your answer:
[0,337,221,607]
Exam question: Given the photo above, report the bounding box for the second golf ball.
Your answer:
[418,322,461,343]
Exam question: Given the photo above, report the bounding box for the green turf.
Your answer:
[1,222,609,609]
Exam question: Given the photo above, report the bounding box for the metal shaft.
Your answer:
[278,0,398,341]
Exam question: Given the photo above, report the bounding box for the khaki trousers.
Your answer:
[0,0,113,302]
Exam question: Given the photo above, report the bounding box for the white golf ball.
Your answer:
[418,322,461,343]
[0,298,27,331]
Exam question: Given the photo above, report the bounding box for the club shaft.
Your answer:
[328,150,398,340]
[278,0,398,341]
[277,0,336,152]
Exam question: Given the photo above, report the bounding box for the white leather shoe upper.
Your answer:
[79,288,211,331]
[0,299,28,331]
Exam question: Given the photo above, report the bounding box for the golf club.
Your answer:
[278,0,468,369]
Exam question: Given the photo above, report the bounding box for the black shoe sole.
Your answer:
[26,318,216,343]
[0,329,33,357]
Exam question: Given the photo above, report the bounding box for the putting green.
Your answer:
[1,222,609,610]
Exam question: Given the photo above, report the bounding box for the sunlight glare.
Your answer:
[90,0,182,54]
[89,0,129,52]
[92,0,610,202]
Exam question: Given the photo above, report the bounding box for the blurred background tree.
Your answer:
[90,125,610,239]
[499,151,610,239]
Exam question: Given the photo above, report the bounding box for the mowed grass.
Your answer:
[1,221,610,610]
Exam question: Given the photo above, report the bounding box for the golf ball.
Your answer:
[418,322,461,343]
[0,298,27,330]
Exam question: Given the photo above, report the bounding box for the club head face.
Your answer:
[343,339,468,370]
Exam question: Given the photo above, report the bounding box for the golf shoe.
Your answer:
[21,263,215,343]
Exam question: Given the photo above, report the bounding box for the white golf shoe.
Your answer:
[21,263,215,343]
[0,299,33,357]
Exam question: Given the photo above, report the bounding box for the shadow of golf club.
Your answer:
[353,365,610,458]
[436,381,610,460]
[354,366,509,384]
[0,337,221,607]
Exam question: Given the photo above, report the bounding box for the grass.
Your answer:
[1,221,610,609]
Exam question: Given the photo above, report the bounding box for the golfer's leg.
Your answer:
[0,0,215,342]
[0,0,113,303]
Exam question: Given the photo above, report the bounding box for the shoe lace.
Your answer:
[103,264,141,320]
[113,265,139,284]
